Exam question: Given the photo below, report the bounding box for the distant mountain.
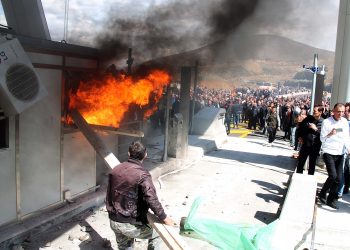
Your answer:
[145,34,335,89]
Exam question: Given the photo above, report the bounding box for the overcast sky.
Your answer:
[0,0,340,52]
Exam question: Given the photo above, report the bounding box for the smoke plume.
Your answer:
[96,0,260,65]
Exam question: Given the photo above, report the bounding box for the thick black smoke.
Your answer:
[208,0,258,39]
[95,0,260,64]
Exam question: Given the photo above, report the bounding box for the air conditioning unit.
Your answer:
[0,38,47,115]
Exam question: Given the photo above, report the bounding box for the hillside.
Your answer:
[145,34,335,89]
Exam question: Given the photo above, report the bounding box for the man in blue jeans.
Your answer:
[319,103,350,209]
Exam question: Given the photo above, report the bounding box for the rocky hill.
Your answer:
[146,34,335,89]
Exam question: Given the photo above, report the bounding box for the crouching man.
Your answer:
[106,140,175,249]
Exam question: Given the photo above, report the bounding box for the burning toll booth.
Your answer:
[0,33,104,230]
[0,30,184,246]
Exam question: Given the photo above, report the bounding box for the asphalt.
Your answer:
[2,125,350,250]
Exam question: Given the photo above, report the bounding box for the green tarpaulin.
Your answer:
[184,197,278,250]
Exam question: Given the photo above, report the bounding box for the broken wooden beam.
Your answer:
[147,213,191,250]
[70,108,120,169]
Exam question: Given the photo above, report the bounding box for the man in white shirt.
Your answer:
[319,103,350,209]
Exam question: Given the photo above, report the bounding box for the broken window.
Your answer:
[0,107,9,149]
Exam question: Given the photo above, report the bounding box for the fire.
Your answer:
[68,69,171,127]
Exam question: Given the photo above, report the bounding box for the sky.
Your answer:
[0,0,341,59]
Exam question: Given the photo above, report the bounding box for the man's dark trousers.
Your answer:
[320,153,344,203]
[267,127,277,143]
[296,145,319,175]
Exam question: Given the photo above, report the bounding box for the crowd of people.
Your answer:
[190,85,349,210]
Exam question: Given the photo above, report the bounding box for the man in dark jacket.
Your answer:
[266,105,279,146]
[296,105,324,175]
[106,141,175,249]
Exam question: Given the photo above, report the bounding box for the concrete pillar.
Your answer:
[1,0,51,40]
[179,67,191,158]
[331,0,350,106]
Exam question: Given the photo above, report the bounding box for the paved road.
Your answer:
[18,135,296,250]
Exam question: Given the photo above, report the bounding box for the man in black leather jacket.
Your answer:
[106,140,175,249]
[296,105,324,175]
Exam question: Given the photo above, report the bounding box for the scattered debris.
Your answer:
[39,246,52,250]
[44,242,51,247]
[72,238,80,245]
[68,234,75,241]
[102,238,111,248]
[99,207,107,212]
[80,225,93,232]
[23,235,32,243]
[11,245,24,250]
[78,233,92,242]
[66,199,75,204]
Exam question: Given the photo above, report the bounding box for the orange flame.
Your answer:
[68,69,171,127]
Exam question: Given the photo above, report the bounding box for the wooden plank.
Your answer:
[147,213,191,250]
[70,108,120,169]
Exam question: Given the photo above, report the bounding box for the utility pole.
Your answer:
[163,85,171,162]
[190,61,198,134]
[310,54,318,115]
[126,48,134,75]
[303,55,326,114]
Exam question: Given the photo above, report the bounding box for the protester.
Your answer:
[106,141,175,249]
[296,105,324,175]
[319,103,350,209]
[338,102,350,197]
[265,105,279,146]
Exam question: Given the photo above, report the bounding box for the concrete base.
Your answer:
[191,107,227,149]
[191,107,226,136]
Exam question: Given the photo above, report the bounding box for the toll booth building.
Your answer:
[0,33,132,233]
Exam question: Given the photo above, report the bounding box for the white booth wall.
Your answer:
[0,47,100,226]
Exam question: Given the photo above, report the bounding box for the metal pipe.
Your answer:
[310,197,318,250]
[163,85,170,162]
[91,124,144,137]
[15,115,21,220]
[63,124,144,137]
